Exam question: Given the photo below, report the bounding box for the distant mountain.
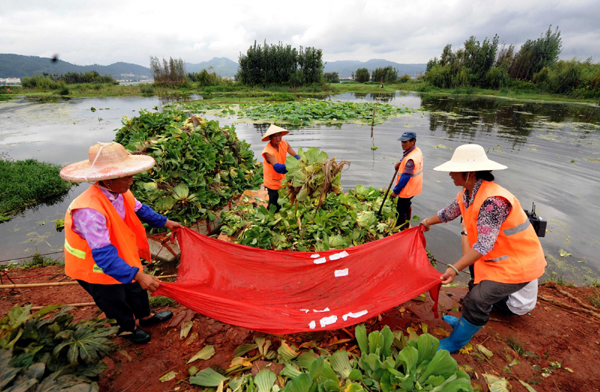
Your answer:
[185,57,239,78]
[324,59,426,79]
[0,54,152,80]
[1,53,426,81]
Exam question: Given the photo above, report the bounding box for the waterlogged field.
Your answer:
[0,93,599,284]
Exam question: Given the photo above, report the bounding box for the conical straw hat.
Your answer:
[60,142,156,183]
[261,124,289,142]
[433,144,508,172]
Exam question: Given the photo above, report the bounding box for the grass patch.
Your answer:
[543,271,575,287]
[6,252,65,269]
[506,335,526,356]
[586,294,600,309]
[149,295,177,308]
[0,158,76,221]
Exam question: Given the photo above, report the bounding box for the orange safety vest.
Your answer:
[458,181,546,284]
[262,139,289,190]
[395,147,423,198]
[64,185,151,284]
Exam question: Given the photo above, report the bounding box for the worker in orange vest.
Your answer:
[389,131,423,229]
[261,124,300,212]
[420,144,546,353]
[60,142,183,344]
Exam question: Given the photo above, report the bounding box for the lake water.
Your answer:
[1,93,599,284]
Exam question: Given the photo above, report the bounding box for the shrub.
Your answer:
[484,66,510,89]
[400,74,412,83]
[0,305,118,391]
[140,83,155,95]
[324,72,340,83]
[270,93,297,101]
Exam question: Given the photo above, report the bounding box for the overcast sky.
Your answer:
[2,0,599,67]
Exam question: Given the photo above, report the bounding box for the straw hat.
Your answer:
[261,124,289,142]
[60,142,155,183]
[433,144,507,172]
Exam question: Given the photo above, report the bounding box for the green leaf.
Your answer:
[255,368,276,392]
[187,345,215,364]
[477,344,494,359]
[483,373,510,392]
[172,184,190,200]
[330,350,353,379]
[417,349,459,384]
[234,343,258,357]
[355,325,368,356]
[518,379,538,392]
[180,320,194,340]
[288,373,313,392]
[278,340,299,362]
[160,371,177,382]
[189,367,228,387]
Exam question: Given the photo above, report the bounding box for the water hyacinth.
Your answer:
[114,109,263,225]
[220,147,411,251]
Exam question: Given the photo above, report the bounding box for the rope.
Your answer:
[0,250,64,264]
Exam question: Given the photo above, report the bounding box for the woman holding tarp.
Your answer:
[60,142,183,344]
[420,144,546,353]
[261,124,300,212]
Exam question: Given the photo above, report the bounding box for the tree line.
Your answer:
[21,71,116,88]
[425,26,600,98]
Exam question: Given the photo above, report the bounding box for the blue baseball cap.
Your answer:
[398,131,417,141]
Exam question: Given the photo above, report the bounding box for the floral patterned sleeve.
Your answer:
[473,197,512,255]
[437,199,461,223]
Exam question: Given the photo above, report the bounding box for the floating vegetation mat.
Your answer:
[0,159,75,222]
[114,109,263,225]
[176,99,417,127]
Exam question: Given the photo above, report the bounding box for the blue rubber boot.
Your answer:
[442,315,459,329]
[438,317,483,353]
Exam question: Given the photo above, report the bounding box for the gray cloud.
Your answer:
[0,0,599,67]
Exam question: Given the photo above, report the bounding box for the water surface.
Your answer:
[1,93,599,284]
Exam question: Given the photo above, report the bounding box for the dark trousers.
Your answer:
[467,266,517,317]
[266,187,281,213]
[78,280,150,332]
[396,197,413,228]
[462,280,528,326]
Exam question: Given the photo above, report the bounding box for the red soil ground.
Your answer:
[2,266,599,391]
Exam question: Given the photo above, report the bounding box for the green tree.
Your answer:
[372,66,398,83]
[354,68,370,83]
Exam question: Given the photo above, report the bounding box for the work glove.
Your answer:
[294,155,301,160]
[273,163,287,174]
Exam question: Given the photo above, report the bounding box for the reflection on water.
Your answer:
[1,92,600,284]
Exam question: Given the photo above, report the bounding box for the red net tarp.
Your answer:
[154,226,441,334]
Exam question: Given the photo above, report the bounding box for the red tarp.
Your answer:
[154,226,441,334]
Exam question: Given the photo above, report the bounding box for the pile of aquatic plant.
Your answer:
[237,99,411,126]
[186,324,473,391]
[0,158,75,222]
[0,304,118,391]
[220,148,411,251]
[285,147,350,207]
[114,109,262,225]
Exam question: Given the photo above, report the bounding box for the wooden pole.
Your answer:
[0,274,178,289]
[31,302,96,311]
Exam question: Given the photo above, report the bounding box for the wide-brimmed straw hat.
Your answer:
[261,124,289,142]
[433,144,507,172]
[60,142,155,183]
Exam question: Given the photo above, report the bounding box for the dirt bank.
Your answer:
[1,266,599,391]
